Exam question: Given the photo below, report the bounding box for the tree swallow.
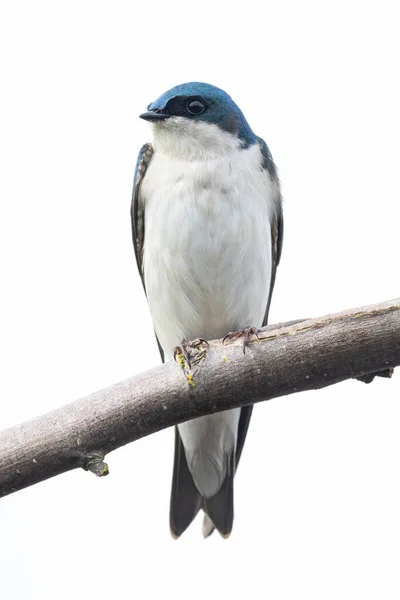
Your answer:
[131,82,283,538]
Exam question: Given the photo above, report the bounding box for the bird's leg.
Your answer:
[222,326,261,354]
[174,338,210,368]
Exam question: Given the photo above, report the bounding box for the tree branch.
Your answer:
[1,298,399,498]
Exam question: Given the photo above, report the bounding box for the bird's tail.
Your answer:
[169,428,235,538]
[170,406,253,538]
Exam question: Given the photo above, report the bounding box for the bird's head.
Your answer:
[140,82,256,157]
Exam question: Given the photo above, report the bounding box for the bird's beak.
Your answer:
[139,111,171,122]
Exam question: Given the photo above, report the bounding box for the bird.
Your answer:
[131,82,283,538]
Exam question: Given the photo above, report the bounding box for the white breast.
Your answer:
[141,140,276,357]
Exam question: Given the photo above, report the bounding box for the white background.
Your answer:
[0,1,399,598]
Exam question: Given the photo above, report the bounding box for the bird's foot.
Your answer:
[174,338,209,388]
[173,338,209,370]
[173,340,192,369]
[222,326,261,354]
[189,338,210,366]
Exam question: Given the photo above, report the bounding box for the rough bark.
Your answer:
[0,298,399,498]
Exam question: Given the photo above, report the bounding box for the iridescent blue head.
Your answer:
[140,82,257,147]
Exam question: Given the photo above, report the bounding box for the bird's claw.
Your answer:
[174,340,192,368]
[190,338,209,350]
[222,326,261,354]
[173,338,210,369]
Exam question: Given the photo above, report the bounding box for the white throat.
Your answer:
[150,117,242,160]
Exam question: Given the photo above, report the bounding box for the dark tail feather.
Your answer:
[170,429,234,538]
[202,452,235,538]
[170,427,202,538]
[171,406,253,538]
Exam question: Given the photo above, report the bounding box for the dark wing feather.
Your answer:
[170,429,202,538]
[130,143,165,362]
[236,405,253,465]
[263,204,283,327]
[256,136,284,328]
[131,143,153,289]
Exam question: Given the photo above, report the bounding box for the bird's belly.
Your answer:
[143,178,273,359]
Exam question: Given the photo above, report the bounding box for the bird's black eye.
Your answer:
[186,97,206,115]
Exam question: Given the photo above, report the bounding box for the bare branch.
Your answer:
[0,298,399,498]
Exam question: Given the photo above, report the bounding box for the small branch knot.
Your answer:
[83,451,109,477]
[356,368,394,384]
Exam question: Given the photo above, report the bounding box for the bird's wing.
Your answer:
[263,199,284,327]
[257,136,284,329]
[131,142,153,289]
[130,143,165,361]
